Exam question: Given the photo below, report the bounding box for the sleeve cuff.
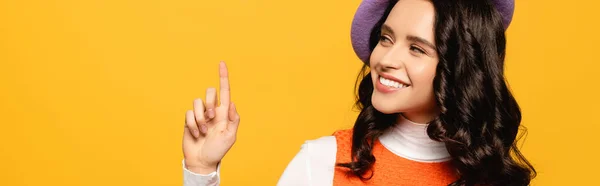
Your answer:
[182,159,220,186]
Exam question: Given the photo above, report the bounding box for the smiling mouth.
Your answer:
[379,76,409,89]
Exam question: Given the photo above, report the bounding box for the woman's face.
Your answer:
[370,0,439,123]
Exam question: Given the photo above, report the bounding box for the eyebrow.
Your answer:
[381,24,436,50]
[407,35,436,50]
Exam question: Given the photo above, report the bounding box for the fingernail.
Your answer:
[192,129,199,138]
[208,109,215,119]
[201,124,207,133]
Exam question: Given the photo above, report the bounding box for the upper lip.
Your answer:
[378,73,410,86]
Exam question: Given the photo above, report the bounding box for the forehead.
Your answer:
[383,0,436,42]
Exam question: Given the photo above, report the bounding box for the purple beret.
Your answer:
[350,0,515,63]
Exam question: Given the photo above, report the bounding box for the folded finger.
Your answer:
[193,98,208,134]
[205,87,217,120]
[185,110,200,138]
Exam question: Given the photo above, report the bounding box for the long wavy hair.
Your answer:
[337,0,536,185]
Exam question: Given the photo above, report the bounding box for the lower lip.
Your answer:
[375,78,406,93]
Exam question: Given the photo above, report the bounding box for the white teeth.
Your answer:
[379,76,406,88]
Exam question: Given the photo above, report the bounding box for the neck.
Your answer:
[378,114,450,162]
[402,108,439,124]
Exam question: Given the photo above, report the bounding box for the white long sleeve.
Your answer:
[182,160,220,186]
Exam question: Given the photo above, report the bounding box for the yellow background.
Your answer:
[1,0,598,185]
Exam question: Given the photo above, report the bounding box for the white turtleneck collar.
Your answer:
[378,114,451,163]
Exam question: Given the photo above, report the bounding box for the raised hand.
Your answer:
[182,61,240,174]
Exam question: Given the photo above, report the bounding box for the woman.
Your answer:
[181,0,536,185]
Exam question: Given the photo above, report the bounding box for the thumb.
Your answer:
[227,102,240,133]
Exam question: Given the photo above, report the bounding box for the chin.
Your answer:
[371,94,404,114]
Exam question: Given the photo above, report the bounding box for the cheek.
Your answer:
[410,63,436,82]
[408,61,437,96]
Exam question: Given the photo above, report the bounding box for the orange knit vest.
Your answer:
[332,129,459,185]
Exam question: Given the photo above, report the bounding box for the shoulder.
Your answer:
[304,135,338,182]
[297,129,354,164]
[302,135,337,156]
[301,134,343,166]
[301,129,353,152]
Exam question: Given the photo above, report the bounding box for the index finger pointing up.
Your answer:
[219,61,231,106]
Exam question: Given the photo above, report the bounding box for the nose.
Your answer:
[376,46,406,72]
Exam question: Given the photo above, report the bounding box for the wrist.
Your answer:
[185,161,218,174]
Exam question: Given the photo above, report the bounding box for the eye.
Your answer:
[410,45,426,55]
[379,35,392,44]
